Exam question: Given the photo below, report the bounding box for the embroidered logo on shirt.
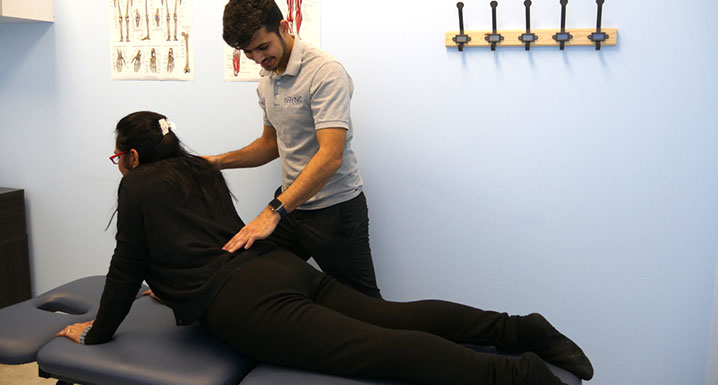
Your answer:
[284,96,304,106]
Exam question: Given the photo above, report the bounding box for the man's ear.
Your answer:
[279,19,290,35]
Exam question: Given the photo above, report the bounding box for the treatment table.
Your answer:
[0,276,581,385]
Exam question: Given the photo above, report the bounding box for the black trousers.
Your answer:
[267,191,382,299]
[200,250,525,385]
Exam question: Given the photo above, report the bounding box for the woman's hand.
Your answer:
[56,320,94,344]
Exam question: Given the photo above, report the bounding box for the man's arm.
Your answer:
[276,127,345,212]
[222,127,346,252]
[207,125,279,169]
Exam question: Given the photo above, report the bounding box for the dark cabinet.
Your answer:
[0,188,31,308]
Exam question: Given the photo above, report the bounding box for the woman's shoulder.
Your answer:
[121,156,219,196]
[124,156,209,179]
[119,158,182,191]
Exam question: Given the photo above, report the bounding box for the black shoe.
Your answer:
[513,352,567,385]
[520,313,594,380]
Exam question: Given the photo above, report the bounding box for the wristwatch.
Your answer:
[268,198,287,219]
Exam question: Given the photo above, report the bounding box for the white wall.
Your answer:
[1,1,716,384]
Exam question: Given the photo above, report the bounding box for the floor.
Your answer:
[0,362,56,385]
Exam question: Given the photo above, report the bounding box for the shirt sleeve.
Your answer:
[84,178,149,344]
[310,62,352,130]
[257,84,272,127]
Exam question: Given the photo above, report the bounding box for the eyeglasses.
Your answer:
[109,151,128,165]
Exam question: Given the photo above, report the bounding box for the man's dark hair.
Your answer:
[223,0,285,49]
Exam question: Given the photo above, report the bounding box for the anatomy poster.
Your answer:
[110,0,194,80]
[224,0,321,82]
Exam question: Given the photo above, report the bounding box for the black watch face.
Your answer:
[269,198,283,210]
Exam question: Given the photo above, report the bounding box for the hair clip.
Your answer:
[158,118,174,136]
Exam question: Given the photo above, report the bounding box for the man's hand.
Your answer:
[222,208,280,252]
[56,320,94,344]
[201,155,222,170]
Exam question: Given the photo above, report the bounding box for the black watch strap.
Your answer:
[268,198,287,219]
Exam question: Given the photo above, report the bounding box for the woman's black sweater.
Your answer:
[85,157,273,344]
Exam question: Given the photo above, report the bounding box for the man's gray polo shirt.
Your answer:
[257,38,363,210]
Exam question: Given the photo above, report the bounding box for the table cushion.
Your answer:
[241,347,581,385]
[37,295,256,385]
[241,364,413,385]
[0,276,107,364]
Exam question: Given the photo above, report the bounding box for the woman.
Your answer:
[57,111,593,385]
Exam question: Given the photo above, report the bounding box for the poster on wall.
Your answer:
[223,0,320,82]
[109,0,194,81]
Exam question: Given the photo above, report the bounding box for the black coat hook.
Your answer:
[552,0,573,50]
[518,0,538,51]
[452,2,471,51]
[485,1,504,51]
[588,0,608,50]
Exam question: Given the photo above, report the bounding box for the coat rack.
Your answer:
[447,0,617,50]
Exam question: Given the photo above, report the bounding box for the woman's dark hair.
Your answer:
[112,111,234,220]
[115,111,187,163]
[223,0,284,49]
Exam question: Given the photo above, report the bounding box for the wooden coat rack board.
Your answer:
[445,28,617,48]
[448,1,616,50]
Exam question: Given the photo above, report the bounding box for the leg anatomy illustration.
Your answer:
[110,0,191,79]
[115,0,124,42]
[142,0,151,41]
[182,32,191,73]
[115,49,126,72]
[165,0,171,41]
[232,48,241,76]
[150,48,157,73]
[167,47,175,73]
[286,0,303,38]
[125,0,131,42]
[131,50,142,72]
[173,0,180,41]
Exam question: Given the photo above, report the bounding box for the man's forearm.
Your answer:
[275,128,346,212]
[217,142,277,169]
[216,126,279,169]
[277,149,341,212]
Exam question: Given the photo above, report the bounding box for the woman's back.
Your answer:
[122,156,241,265]
[90,156,272,343]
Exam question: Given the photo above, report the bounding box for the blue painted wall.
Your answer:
[708,262,718,385]
[1,1,716,384]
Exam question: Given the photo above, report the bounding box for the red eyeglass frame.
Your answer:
[109,151,128,165]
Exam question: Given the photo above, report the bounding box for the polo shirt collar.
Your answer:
[260,37,305,79]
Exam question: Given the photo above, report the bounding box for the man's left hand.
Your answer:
[222,208,280,252]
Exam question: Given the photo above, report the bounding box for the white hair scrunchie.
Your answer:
[158,118,176,136]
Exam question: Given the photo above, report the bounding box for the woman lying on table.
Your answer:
[57,111,593,385]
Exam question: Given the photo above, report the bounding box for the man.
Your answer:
[211,0,381,298]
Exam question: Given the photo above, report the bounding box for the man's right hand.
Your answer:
[222,208,281,252]
[201,155,222,169]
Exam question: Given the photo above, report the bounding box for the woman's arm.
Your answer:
[56,320,94,343]
[68,178,149,345]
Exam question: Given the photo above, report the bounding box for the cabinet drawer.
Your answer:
[0,190,26,240]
